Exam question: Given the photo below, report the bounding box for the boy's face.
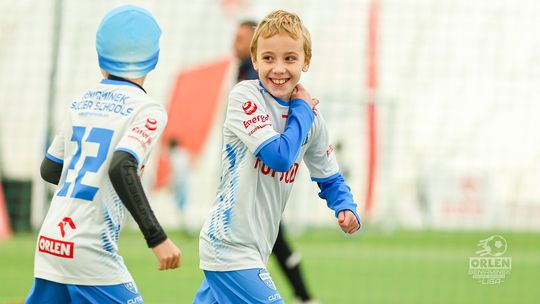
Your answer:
[252,32,309,101]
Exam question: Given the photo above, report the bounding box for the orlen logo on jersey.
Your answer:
[145,118,157,131]
[58,217,76,238]
[242,101,258,115]
[38,235,74,259]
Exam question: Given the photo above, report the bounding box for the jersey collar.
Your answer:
[101,75,147,93]
[258,80,289,107]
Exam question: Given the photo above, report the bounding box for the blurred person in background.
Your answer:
[234,20,260,82]
[168,138,192,234]
[233,19,319,304]
[26,5,181,303]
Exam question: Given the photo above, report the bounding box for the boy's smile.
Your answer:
[252,33,309,101]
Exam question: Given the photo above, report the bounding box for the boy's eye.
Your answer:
[285,56,297,62]
[262,55,273,61]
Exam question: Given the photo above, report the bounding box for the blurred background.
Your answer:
[0,0,539,303]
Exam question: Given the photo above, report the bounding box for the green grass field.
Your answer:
[1,228,538,303]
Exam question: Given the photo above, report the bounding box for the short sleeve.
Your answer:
[303,111,340,181]
[224,83,279,155]
[115,104,167,166]
[46,117,69,164]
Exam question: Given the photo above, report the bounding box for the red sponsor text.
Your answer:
[254,158,299,184]
[243,114,270,129]
[38,235,74,258]
[326,144,334,157]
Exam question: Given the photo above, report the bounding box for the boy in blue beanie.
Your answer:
[25,5,181,303]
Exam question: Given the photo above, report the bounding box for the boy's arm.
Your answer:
[317,173,361,234]
[109,151,167,247]
[109,151,181,270]
[257,97,314,172]
[40,156,63,185]
[42,119,66,185]
[257,84,318,172]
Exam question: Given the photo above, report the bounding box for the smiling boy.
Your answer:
[193,10,361,304]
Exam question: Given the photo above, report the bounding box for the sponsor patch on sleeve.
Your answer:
[242,101,258,115]
[145,117,158,131]
[127,117,159,149]
[326,144,334,157]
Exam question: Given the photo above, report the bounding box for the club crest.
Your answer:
[124,281,139,294]
[258,270,277,291]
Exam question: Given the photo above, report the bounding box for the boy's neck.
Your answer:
[126,77,145,87]
[107,74,147,93]
[101,70,146,86]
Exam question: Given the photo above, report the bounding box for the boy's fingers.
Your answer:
[338,212,361,234]
[338,211,345,223]
[348,218,361,234]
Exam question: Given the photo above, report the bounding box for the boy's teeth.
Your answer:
[273,79,285,84]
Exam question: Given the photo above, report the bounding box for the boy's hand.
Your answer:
[291,84,319,109]
[151,238,182,270]
[338,210,361,234]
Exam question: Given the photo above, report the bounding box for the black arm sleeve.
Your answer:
[109,151,167,248]
[40,157,63,185]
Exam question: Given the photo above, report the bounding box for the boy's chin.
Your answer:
[269,89,292,101]
[267,84,295,100]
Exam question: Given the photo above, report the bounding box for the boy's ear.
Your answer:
[251,57,258,71]
[302,58,311,72]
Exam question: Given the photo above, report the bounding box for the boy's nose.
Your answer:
[272,61,286,73]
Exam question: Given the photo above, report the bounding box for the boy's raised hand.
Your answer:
[291,84,319,109]
[338,210,361,234]
[152,238,182,270]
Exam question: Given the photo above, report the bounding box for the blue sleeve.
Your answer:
[257,98,314,172]
[317,173,361,225]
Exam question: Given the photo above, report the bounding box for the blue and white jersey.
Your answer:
[199,80,339,271]
[34,79,167,285]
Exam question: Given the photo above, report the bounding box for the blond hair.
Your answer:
[250,10,312,61]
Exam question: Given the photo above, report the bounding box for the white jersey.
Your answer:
[34,79,167,285]
[199,80,339,271]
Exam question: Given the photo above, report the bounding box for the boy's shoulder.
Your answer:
[230,80,262,97]
[310,106,328,131]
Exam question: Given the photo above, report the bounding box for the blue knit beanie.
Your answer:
[96,5,161,78]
